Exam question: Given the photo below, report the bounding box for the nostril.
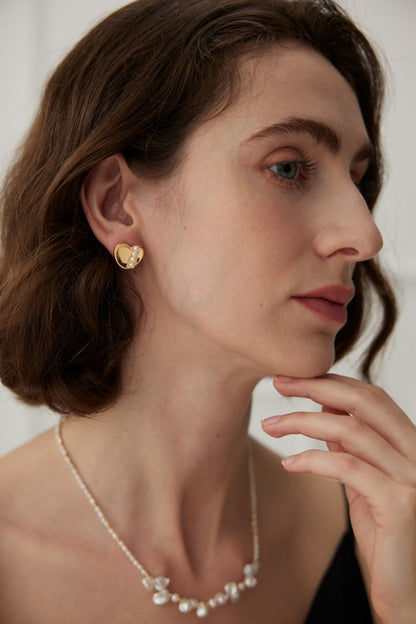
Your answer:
[328,247,359,258]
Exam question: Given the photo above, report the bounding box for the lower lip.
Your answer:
[292,297,348,325]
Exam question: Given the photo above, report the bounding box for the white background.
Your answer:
[0,0,415,457]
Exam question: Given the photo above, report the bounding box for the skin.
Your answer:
[0,44,415,623]
[264,375,416,623]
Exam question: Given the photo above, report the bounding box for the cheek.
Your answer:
[160,221,304,326]
[160,231,242,313]
[146,209,227,315]
[149,162,311,318]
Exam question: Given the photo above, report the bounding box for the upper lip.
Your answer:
[292,284,355,305]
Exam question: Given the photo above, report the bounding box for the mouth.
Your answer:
[291,285,355,325]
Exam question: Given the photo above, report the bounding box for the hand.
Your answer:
[261,374,416,624]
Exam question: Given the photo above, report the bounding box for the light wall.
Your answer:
[0,0,415,457]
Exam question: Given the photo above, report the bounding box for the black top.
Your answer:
[305,520,373,623]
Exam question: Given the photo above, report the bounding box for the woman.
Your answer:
[0,0,414,622]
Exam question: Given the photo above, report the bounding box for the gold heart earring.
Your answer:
[114,243,144,269]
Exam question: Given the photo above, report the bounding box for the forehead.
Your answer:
[193,43,369,153]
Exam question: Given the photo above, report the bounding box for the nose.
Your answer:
[312,184,383,262]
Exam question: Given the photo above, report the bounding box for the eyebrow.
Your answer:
[244,117,373,162]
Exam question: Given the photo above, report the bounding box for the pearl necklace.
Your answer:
[55,422,260,619]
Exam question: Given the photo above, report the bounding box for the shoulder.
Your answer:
[0,427,77,565]
[0,429,82,620]
[0,428,61,552]
[0,430,56,614]
[0,428,57,507]
[252,438,346,527]
[253,438,347,572]
[0,427,81,551]
[251,440,351,620]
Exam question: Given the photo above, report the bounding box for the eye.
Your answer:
[270,161,299,180]
[267,157,317,189]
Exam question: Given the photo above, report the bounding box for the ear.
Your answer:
[80,153,142,256]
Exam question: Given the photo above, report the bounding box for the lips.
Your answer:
[292,285,355,324]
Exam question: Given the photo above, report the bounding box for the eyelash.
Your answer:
[268,156,317,189]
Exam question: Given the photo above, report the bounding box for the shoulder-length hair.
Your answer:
[0,0,396,415]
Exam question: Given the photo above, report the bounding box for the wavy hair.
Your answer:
[0,0,396,414]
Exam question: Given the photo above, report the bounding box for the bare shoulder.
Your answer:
[0,428,58,512]
[249,439,349,620]
[0,429,70,619]
[253,438,346,521]
[0,428,61,553]
[252,438,347,571]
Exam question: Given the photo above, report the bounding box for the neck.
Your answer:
[61,350,261,582]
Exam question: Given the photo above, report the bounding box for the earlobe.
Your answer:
[80,154,139,253]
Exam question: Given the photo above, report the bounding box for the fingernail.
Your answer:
[281,455,296,468]
[274,376,294,383]
[261,415,282,428]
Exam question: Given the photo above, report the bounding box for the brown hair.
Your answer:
[0,0,396,415]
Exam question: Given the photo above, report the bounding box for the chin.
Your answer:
[269,343,335,379]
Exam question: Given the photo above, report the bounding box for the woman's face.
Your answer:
[138,44,383,379]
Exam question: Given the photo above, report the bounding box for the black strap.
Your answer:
[304,486,373,623]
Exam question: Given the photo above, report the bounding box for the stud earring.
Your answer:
[114,243,144,270]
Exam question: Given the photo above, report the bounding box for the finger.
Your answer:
[281,449,416,528]
[281,448,393,512]
[273,375,416,461]
[262,411,416,486]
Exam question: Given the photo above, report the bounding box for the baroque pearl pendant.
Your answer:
[152,589,170,606]
[141,559,260,617]
[196,602,209,618]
